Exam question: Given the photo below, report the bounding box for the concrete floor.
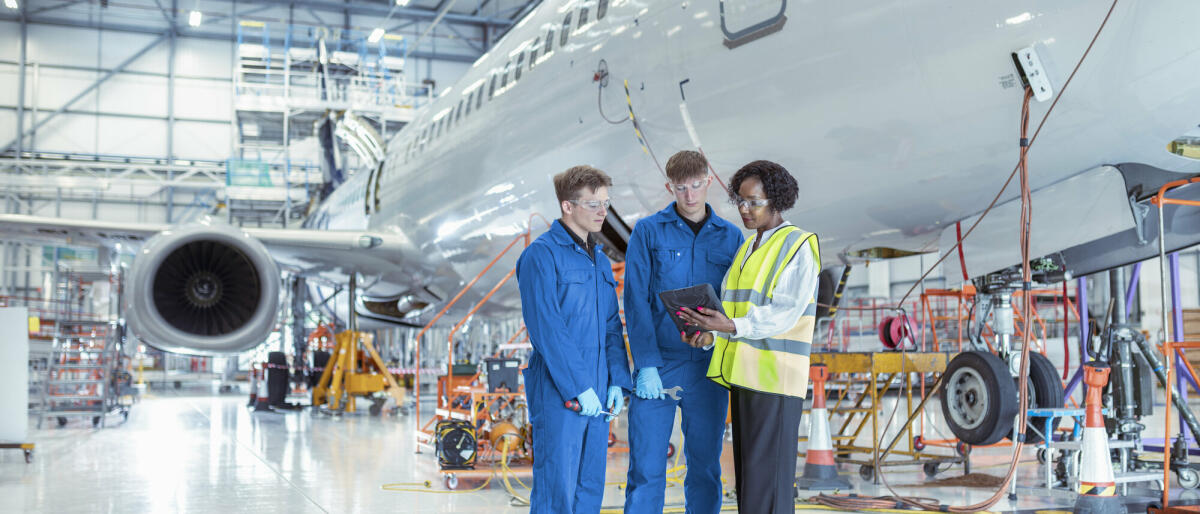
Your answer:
[1,386,1196,513]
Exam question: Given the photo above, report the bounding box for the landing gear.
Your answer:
[940,351,1018,445]
[1010,352,1064,445]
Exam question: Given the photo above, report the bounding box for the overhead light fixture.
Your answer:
[396,0,411,6]
[4,0,18,10]
[368,27,385,43]
[188,10,202,27]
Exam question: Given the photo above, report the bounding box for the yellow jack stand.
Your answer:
[312,330,406,413]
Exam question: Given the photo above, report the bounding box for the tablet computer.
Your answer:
[658,284,723,334]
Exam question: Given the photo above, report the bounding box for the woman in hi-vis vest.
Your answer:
[677,160,820,514]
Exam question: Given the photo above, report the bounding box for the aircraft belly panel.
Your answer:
[937,165,1136,278]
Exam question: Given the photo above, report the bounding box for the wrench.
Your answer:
[563,400,616,417]
[662,386,683,401]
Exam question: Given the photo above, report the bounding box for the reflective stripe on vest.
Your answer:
[706,226,820,398]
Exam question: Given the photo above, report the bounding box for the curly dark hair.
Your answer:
[727,160,799,212]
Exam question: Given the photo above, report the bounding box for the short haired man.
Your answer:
[622,151,744,513]
[516,165,634,513]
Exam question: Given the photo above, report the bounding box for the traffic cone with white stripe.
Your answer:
[1074,362,1125,514]
[798,363,851,490]
[254,364,272,412]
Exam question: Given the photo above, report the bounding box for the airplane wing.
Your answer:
[0,214,167,245]
[0,214,416,283]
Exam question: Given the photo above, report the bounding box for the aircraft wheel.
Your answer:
[940,351,1017,445]
[1008,352,1064,445]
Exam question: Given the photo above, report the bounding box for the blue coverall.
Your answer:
[623,203,744,514]
[516,220,634,514]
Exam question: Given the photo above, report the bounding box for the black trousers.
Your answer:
[731,386,805,513]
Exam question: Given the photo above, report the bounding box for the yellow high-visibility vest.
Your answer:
[707,225,820,398]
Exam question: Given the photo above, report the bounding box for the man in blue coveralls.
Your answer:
[516,165,634,514]
[623,151,744,513]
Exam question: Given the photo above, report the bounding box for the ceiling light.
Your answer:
[396,0,411,6]
[188,10,202,26]
[368,28,385,43]
[4,0,18,9]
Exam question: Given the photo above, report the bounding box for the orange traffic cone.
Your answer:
[254,364,272,412]
[1074,362,1125,514]
[798,364,851,490]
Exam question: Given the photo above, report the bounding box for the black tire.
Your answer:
[1008,352,1064,445]
[56,417,67,428]
[940,351,1018,446]
[923,462,940,478]
[859,465,874,480]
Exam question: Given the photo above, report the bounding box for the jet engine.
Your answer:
[124,221,280,355]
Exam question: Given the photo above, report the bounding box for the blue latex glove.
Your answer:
[606,385,625,422]
[636,367,664,400]
[576,388,603,417]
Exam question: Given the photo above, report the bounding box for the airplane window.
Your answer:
[579,6,589,28]
[456,100,464,124]
[515,53,524,81]
[529,37,540,69]
[561,13,572,46]
[499,61,509,88]
[489,72,497,99]
[545,28,554,54]
[476,86,484,109]
[598,0,607,19]
[465,91,473,116]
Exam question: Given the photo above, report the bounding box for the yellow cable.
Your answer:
[499,446,532,506]
[381,475,493,494]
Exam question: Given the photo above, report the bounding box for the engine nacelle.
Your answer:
[125,220,280,355]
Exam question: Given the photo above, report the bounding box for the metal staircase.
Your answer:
[37,265,130,428]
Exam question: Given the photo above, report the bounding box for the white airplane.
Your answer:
[3,0,1200,356]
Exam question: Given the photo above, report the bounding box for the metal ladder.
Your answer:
[37,265,129,428]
